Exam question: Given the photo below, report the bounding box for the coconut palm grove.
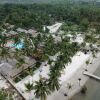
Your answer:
[0,0,100,100]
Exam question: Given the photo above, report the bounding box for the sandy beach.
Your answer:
[47,53,100,100]
[14,51,100,100]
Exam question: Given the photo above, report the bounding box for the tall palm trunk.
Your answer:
[40,96,43,100]
[41,95,46,100]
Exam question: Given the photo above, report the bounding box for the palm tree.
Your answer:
[66,83,73,94]
[48,59,53,65]
[26,67,34,81]
[13,31,25,49]
[90,51,96,64]
[64,83,73,98]
[48,76,60,92]
[80,85,87,94]
[78,78,82,86]
[16,57,26,70]
[27,68,34,76]
[14,49,24,59]
[0,47,11,62]
[0,34,8,47]
[48,68,61,91]
[12,33,22,45]
[85,60,90,71]
[25,82,34,92]
[23,35,38,57]
[34,77,50,100]
[0,89,13,100]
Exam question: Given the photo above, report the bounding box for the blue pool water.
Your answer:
[11,42,24,49]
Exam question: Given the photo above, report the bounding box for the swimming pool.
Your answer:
[11,42,24,49]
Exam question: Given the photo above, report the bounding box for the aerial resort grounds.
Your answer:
[0,3,100,100]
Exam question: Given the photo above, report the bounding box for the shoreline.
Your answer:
[15,51,91,100]
[47,52,100,100]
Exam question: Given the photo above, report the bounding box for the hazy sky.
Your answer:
[0,0,99,4]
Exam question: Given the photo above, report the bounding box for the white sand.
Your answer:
[59,52,89,84]
[47,53,100,100]
[15,51,91,100]
[47,23,62,33]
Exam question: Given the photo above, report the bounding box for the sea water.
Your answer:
[71,64,100,100]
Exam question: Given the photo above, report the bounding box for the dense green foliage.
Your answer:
[34,78,51,100]
[25,82,34,91]
[0,89,13,100]
[0,3,100,31]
